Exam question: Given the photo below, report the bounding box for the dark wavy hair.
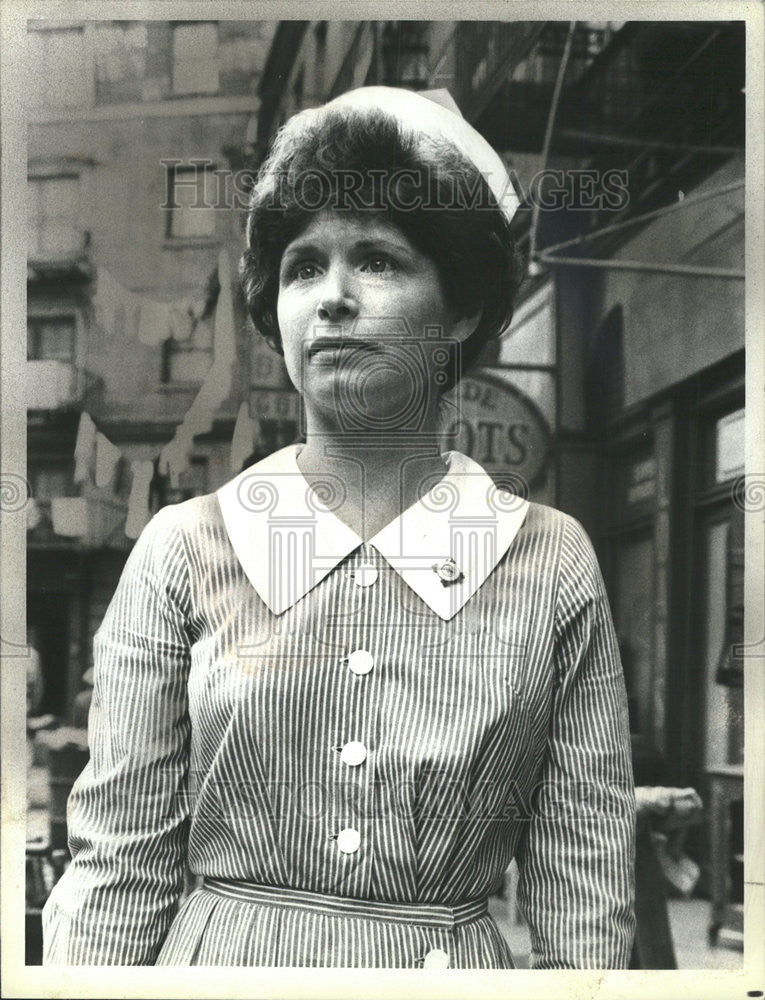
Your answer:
[240,106,525,392]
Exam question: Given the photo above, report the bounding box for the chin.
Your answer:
[307,373,434,433]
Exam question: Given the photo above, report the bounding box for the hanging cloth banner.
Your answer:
[94,432,122,489]
[229,401,257,473]
[73,412,97,484]
[93,267,199,346]
[51,498,88,538]
[125,459,155,540]
[137,297,172,347]
[160,248,236,486]
[92,267,122,334]
[168,302,194,342]
[92,269,141,341]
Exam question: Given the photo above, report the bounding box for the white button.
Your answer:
[340,741,367,766]
[336,827,361,854]
[347,650,374,675]
[423,948,449,969]
[354,564,378,587]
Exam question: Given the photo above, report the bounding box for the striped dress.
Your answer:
[42,445,636,968]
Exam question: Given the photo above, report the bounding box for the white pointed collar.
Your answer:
[217,443,529,621]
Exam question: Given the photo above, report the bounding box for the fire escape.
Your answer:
[457,21,744,270]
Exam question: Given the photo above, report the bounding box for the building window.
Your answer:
[27,25,92,107]
[27,463,77,543]
[712,407,745,484]
[27,175,81,258]
[161,266,218,384]
[93,22,148,104]
[30,464,74,501]
[166,164,217,239]
[171,22,219,95]
[162,319,213,383]
[27,315,76,362]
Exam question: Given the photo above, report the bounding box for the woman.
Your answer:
[43,86,635,969]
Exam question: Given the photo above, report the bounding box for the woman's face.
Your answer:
[276,210,479,428]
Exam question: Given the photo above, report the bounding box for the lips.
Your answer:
[307,338,380,358]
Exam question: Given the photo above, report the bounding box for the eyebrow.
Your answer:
[351,237,412,254]
[281,234,413,266]
[280,242,321,267]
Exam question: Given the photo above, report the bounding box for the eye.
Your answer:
[361,253,396,275]
[295,263,318,280]
[281,260,319,284]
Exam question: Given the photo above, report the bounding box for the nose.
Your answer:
[316,266,358,323]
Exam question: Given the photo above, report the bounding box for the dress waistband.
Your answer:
[202,878,489,930]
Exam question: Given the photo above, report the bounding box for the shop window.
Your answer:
[701,518,741,767]
[696,401,745,769]
[165,164,217,239]
[27,175,81,258]
[172,22,219,95]
[27,316,76,362]
[712,407,745,485]
[607,439,657,746]
[27,25,92,108]
[691,383,745,946]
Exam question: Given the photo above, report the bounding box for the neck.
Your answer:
[295,406,450,540]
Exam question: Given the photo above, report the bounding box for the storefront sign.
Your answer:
[440,372,552,492]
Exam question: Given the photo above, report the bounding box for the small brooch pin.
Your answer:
[431,557,464,587]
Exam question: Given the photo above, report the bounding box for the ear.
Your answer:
[450,303,483,343]
[263,332,284,355]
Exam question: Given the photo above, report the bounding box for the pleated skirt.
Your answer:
[155,880,516,968]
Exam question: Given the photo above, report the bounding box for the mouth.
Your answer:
[307,338,380,358]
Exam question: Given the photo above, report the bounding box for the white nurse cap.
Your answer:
[280,85,520,224]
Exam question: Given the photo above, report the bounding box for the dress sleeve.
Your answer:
[515,515,636,968]
[42,505,193,965]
